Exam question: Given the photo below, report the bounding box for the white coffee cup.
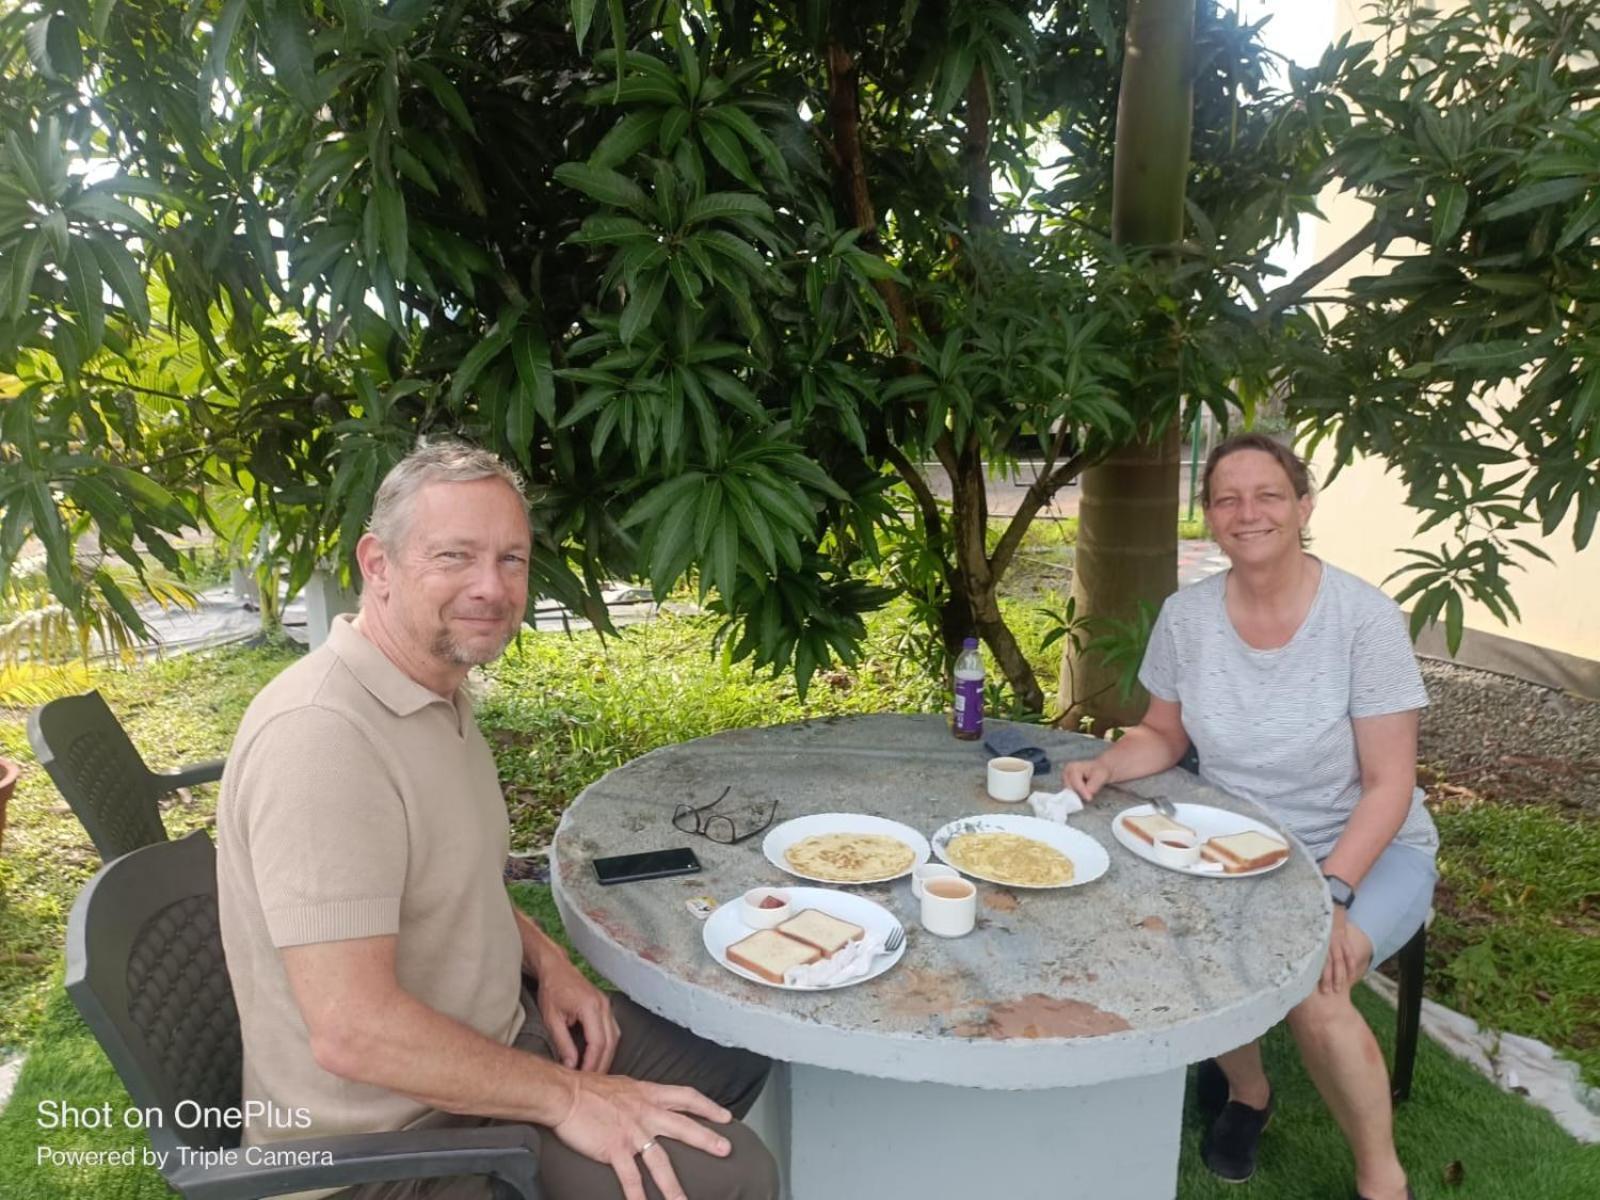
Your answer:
[911,862,961,899]
[921,876,977,937]
[986,756,1033,802]
[1151,832,1201,869]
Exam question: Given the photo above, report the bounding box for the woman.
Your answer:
[1063,434,1433,1200]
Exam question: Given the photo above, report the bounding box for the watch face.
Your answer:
[1326,876,1354,907]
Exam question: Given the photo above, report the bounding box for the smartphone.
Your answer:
[592,846,703,886]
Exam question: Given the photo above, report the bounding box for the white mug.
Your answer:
[921,876,977,937]
[986,756,1033,802]
[911,862,961,899]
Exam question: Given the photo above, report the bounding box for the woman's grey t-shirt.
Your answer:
[1138,562,1436,861]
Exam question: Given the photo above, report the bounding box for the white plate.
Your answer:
[704,887,906,991]
[1112,803,1291,878]
[762,813,930,884]
[929,813,1110,889]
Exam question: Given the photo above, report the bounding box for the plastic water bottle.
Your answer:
[952,637,984,741]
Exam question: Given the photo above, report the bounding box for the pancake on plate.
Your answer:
[784,832,916,882]
[945,831,1074,886]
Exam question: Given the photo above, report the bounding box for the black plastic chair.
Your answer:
[1177,745,1429,1101]
[28,689,226,861]
[65,830,543,1199]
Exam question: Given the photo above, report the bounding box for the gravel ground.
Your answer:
[1417,658,1600,815]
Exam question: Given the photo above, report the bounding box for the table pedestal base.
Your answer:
[743,1062,1186,1200]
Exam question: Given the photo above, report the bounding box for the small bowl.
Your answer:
[1151,832,1201,869]
[740,887,792,929]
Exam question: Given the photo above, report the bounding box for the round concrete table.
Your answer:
[551,715,1330,1200]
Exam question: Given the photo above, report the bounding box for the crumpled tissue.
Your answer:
[1028,787,1083,823]
[783,931,890,988]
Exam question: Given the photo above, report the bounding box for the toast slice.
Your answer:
[1122,812,1197,846]
[1201,830,1289,873]
[777,909,865,957]
[726,928,822,984]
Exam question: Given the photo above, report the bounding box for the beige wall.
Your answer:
[1300,0,1600,677]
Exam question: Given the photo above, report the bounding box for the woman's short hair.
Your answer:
[1200,432,1315,508]
[367,438,529,551]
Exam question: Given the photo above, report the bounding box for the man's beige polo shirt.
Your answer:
[217,613,524,1167]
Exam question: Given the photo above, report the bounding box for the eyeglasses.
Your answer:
[672,787,777,845]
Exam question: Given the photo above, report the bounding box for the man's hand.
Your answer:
[534,954,620,1073]
[1319,908,1371,995]
[554,1072,733,1200]
[1061,756,1113,802]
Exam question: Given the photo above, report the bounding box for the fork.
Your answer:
[883,923,906,954]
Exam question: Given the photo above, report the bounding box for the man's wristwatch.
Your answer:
[1324,874,1356,910]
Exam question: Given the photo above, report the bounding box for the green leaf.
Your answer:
[1432,182,1467,245]
[66,189,157,237]
[26,13,82,82]
[411,61,476,137]
[6,228,44,321]
[591,111,663,170]
[64,238,105,353]
[27,479,79,606]
[450,326,512,405]
[620,269,668,346]
[375,182,408,284]
[1479,177,1590,222]
[90,0,119,39]
[1444,590,1464,656]
[683,192,774,227]
[513,324,556,426]
[552,162,653,215]
[571,0,598,49]
[1555,191,1600,252]
[660,107,692,154]
[87,232,149,330]
[621,472,705,529]
[699,120,762,190]
[204,0,249,114]
[266,0,318,109]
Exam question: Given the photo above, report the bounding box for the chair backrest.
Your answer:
[65,831,244,1157]
[29,690,167,860]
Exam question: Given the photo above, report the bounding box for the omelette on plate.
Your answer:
[945,831,1074,886]
[784,832,916,882]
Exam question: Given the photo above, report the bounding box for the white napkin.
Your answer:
[783,931,890,988]
[1028,787,1083,823]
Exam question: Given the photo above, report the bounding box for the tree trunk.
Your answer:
[1059,427,1181,728]
[1059,0,1195,731]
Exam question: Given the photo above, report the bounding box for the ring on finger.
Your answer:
[637,1138,659,1156]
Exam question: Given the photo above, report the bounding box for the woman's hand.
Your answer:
[1319,908,1372,995]
[1062,756,1113,802]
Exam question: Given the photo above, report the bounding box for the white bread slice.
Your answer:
[777,909,865,957]
[726,928,821,983]
[1123,812,1197,846]
[1201,830,1289,873]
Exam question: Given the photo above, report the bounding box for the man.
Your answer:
[217,441,777,1200]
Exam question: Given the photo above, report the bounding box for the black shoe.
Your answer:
[1202,1090,1274,1183]
[1195,1058,1229,1116]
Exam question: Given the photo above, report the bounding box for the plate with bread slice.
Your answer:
[704,887,906,990]
[928,813,1110,889]
[763,813,931,884]
[1114,804,1292,877]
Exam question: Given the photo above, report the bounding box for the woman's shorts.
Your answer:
[1335,841,1437,966]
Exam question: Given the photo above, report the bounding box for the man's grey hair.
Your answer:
[366,439,530,551]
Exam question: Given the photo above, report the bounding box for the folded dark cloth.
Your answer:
[982,726,1051,775]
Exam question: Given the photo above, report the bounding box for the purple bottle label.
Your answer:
[953,675,984,735]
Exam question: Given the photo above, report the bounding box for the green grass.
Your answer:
[2,898,1595,1199]
[0,643,301,1054]
[1425,796,1600,1086]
